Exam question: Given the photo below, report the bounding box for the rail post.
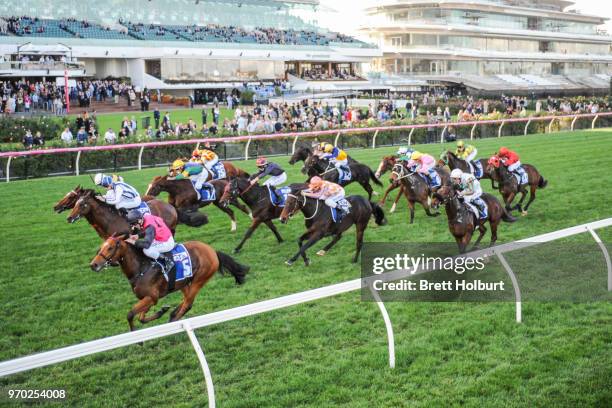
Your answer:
[571,115,579,131]
[334,131,341,147]
[548,118,556,134]
[591,114,599,129]
[5,156,12,182]
[524,119,532,136]
[75,151,81,176]
[291,135,299,155]
[497,121,505,138]
[137,146,145,171]
[244,137,252,161]
[183,321,216,408]
[369,287,396,369]
[408,128,415,145]
[586,226,612,291]
[371,130,379,149]
[470,123,477,140]
[495,251,522,323]
[440,125,448,144]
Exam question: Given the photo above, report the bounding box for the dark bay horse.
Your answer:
[303,155,382,200]
[219,177,285,253]
[144,176,251,231]
[440,151,492,186]
[288,146,313,166]
[432,185,516,253]
[279,184,386,265]
[90,234,248,330]
[62,189,178,238]
[389,163,443,224]
[486,157,548,215]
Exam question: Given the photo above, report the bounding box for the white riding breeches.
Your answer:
[193,171,209,190]
[507,161,521,172]
[263,172,287,187]
[466,149,477,162]
[332,158,348,168]
[204,156,219,171]
[114,196,142,210]
[324,191,345,208]
[143,237,176,259]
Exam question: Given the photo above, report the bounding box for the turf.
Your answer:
[0,129,610,407]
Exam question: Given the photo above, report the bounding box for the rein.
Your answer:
[287,193,320,220]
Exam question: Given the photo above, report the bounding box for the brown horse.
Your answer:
[62,188,178,238]
[432,185,516,253]
[374,155,406,213]
[279,184,386,265]
[439,151,492,186]
[219,177,285,253]
[169,160,250,182]
[486,157,548,215]
[389,163,443,223]
[144,176,251,231]
[89,234,248,330]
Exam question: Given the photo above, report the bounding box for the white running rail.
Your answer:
[0,218,610,408]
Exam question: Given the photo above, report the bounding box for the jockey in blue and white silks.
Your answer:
[450,169,487,220]
[397,146,414,159]
[94,173,142,210]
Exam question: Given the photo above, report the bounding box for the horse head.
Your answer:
[66,190,97,223]
[54,185,83,213]
[145,176,167,197]
[90,232,129,272]
[375,156,397,178]
[289,147,311,165]
[279,184,308,224]
[219,177,240,208]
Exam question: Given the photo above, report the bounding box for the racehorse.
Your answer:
[169,160,250,182]
[303,155,382,200]
[288,146,313,166]
[61,188,178,238]
[374,155,405,213]
[144,176,251,231]
[389,163,450,224]
[219,177,285,253]
[279,184,386,265]
[89,233,248,330]
[431,185,516,253]
[440,151,492,186]
[486,157,548,215]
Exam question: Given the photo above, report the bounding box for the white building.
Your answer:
[361,0,612,94]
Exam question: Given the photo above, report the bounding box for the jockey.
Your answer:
[410,151,441,190]
[193,148,220,178]
[302,176,346,213]
[450,169,487,220]
[126,211,175,272]
[455,140,480,175]
[498,147,527,184]
[94,173,142,211]
[170,159,210,195]
[249,157,287,187]
[397,146,414,159]
[313,141,327,157]
[322,143,349,180]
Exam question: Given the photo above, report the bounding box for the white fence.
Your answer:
[0,218,610,407]
[2,112,611,182]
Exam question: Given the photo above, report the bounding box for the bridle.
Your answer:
[95,238,123,268]
[286,193,319,220]
[391,163,415,181]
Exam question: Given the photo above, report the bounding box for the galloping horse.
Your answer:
[144,176,251,231]
[303,155,382,200]
[375,155,405,213]
[440,151,492,186]
[432,185,516,253]
[280,184,386,265]
[389,163,448,224]
[486,157,548,215]
[219,177,285,253]
[90,234,248,330]
[60,188,178,238]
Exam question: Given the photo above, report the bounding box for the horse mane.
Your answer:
[80,189,122,216]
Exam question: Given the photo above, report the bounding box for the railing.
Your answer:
[1,112,611,182]
[0,218,610,408]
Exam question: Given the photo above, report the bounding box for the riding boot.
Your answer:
[475,199,488,220]
[160,253,175,273]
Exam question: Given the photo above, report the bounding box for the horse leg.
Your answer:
[504,192,516,212]
[264,220,284,243]
[423,199,439,217]
[169,277,210,322]
[139,306,170,324]
[407,200,416,224]
[522,185,537,214]
[379,183,396,206]
[287,231,323,266]
[231,199,251,217]
[390,185,403,213]
[287,230,312,265]
[515,187,528,214]
[459,233,472,254]
[471,222,487,251]
[215,202,237,232]
[127,296,156,331]
[317,233,343,256]
[353,225,366,263]
[360,181,374,201]
[234,218,262,253]
[489,219,499,247]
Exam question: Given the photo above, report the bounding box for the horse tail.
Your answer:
[369,168,383,187]
[216,251,249,285]
[501,207,517,223]
[369,202,387,226]
[538,175,548,189]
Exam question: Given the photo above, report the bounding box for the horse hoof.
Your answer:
[285,260,293,266]
[372,191,380,196]
[248,212,254,220]
[521,211,528,216]
[304,259,310,267]
[390,204,396,213]
[233,248,241,255]
[316,250,326,256]
[231,220,237,232]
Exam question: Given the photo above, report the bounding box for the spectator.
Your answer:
[33,131,45,147]
[61,127,73,144]
[22,130,34,149]
[153,108,160,129]
[76,127,88,146]
[104,128,117,144]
